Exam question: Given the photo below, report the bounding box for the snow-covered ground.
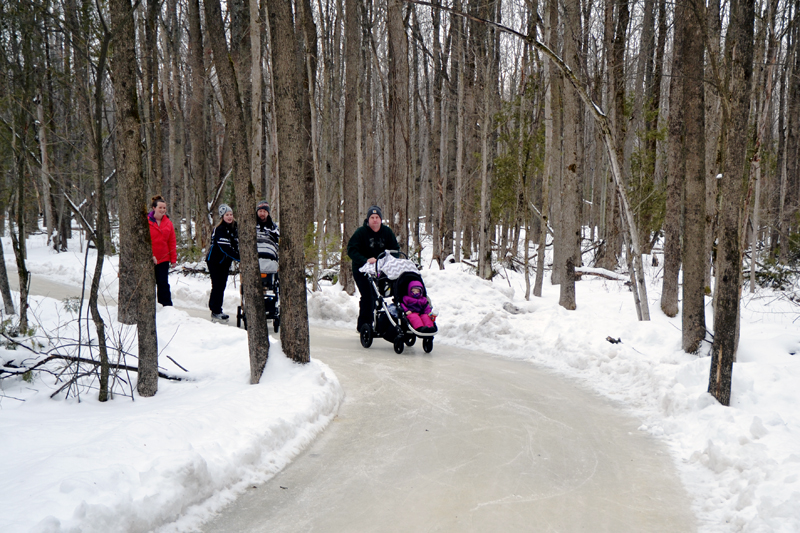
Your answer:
[1,232,799,532]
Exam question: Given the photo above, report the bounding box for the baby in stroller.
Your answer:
[400,280,436,333]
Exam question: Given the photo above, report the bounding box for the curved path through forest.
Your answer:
[12,272,696,532]
[204,329,696,532]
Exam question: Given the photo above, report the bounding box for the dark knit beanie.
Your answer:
[367,205,382,220]
[256,200,270,213]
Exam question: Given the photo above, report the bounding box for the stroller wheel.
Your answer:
[422,336,434,353]
[273,316,280,333]
[359,324,373,348]
[404,333,416,347]
[393,338,405,354]
[236,306,243,328]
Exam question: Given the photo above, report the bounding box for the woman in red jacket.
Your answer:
[148,195,177,306]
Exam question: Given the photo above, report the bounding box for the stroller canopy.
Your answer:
[358,252,419,280]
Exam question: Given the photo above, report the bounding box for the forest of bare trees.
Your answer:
[1,0,799,404]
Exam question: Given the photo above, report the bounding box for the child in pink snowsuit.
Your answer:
[401,280,436,333]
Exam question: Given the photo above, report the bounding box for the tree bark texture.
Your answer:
[662,6,684,319]
[188,0,211,249]
[387,0,410,252]
[267,0,311,364]
[709,0,755,406]
[205,0,273,378]
[341,0,360,295]
[109,0,160,397]
[681,1,707,353]
[557,0,581,311]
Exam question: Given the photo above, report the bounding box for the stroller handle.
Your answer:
[376,249,406,260]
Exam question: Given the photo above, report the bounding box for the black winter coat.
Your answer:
[347,220,399,271]
[207,221,240,270]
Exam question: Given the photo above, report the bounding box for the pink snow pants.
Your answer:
[406,312,434,330]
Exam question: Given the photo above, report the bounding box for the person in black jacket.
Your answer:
[206,204,240,321]
[347,205,399,332]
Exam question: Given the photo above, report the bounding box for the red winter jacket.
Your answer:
[148,211,177,264]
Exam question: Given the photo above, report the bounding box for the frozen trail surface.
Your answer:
[203,326,696,533]
[11,272,695,532]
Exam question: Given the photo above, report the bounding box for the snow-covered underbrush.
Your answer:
[0,236,344,533]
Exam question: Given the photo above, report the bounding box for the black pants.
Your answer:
[208,263,230,314]
[353,268,375,331]
[155,261,173,306]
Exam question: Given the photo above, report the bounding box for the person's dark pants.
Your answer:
[354,268,375,331]
[155,261,173,306]
[208,264,230,314]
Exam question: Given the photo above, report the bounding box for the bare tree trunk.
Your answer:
[780,12,800,262]
[205,0,273,377]
[251,0,263,197]
[709,0,755,406]
[429,1,443,264]
[10,147,29,333]
[266,0,311,364]
[161,1,188,238]
[682,0,707,353]
[454,16,465,264]
[360,0,375,212]
[705,0,722,287]
[109,0,159,397]
[0,239,15,315]
[535,0,558,298]
[187,0,210,249]
[558,0,581,310]
[478,56,492,280]
[299,0,318,216]
[301,0,322,287]
[341,0,360,295]
[748,0,778,292]
[388,0,410,252]
[750,165,760,292]
[86,30,113,401]
[145,0,163,196]
[661,8,683,318]
[37,96,55,245]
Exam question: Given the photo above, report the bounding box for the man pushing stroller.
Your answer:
[347,205,399,334]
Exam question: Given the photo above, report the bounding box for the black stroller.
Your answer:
[236,239,280,332]
[359,251,436,354]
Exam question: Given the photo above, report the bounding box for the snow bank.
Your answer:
[0,237,344,533]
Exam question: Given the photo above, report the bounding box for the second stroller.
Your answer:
[236,202,281,332]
